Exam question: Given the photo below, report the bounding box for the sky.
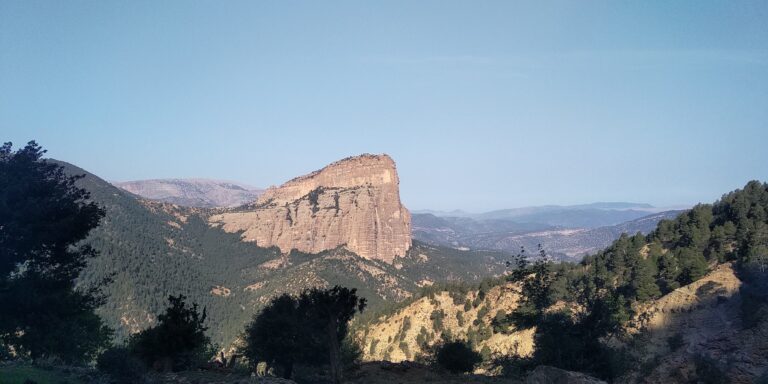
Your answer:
[1,1,767,212]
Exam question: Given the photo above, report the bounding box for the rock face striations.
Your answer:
[209,154,412,263]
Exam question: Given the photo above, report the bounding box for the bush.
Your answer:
[693,354,727,384]
[667,333,685,351]
[434,340,482,374]
[97,347,147,384]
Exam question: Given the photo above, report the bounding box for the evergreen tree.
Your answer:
[631,258,661,301]
[128,295,212,372]
[0,141,111,363]
[242,294,305,379]
[299,286,366,384]
[243,286,366,383]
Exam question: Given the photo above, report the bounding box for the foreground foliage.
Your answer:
[434,340,482,374]
[243,285,366,383]
[0,141,111,363]
[128,294,213,372]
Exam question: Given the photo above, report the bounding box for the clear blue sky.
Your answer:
[1,1,767,211]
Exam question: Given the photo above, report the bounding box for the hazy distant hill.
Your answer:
[416,202,659,228]
[114,178,264,208]
[413,210,684,260]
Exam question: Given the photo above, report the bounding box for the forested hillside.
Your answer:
[61,161,509,346]
[358,181,768,382]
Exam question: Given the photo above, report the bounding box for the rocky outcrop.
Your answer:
[209,154,411,264]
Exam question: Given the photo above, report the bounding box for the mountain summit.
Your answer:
[209,154,412,263]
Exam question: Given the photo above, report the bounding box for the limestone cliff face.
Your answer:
[209,154,411,263]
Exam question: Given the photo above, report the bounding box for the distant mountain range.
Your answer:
[414,202,663,228]
[113,179,264,208]
[412,209,686,260]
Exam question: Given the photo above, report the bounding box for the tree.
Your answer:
[0,141,111,363]
[434,340,482,374]
[508,245,553,328]
[0,141,103,279]
[630,258,661,301]
[129,295,212,371]
[299,285,367,384]
[677,248,708,285]
[243,286,366,383]
[243,294,306,379]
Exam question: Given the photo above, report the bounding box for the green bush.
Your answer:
[97,347,147,384]
[434,340,482,374]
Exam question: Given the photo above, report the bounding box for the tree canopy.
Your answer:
[128,294,212,372]
[243,285,366,383]
[0,141,111,363]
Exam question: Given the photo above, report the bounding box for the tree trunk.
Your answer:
[328,320,342,384]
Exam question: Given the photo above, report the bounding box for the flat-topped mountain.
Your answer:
[114,178,263,208]
[52,159,505,346]
[210,154,412,264]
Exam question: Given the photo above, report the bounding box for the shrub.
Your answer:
[97,347,147,384]
[434,340,482,374]
[667,333,685,351]
[693,354,727,384]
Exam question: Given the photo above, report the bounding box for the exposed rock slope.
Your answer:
[357,281,534,363]
[622,262,768,383]
[357,262,768,383]
[115,178,263,208]
[210,154,412,263]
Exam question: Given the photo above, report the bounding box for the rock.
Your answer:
[525,366,607,384]
[210,154,411,264]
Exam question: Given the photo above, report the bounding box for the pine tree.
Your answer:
[0,141,111,363]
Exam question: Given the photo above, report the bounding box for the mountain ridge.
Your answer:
[114,178,264,208]
[54,158,507,347]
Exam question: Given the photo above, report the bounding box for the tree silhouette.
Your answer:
[129,294,211,371]
[300,286,366,384]
[0,141,111,363]
[243,286,366,383]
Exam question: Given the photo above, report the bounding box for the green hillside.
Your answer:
[357,180,768,380]
[60,161,509,346]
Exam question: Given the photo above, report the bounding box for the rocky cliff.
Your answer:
[209,154,412,263]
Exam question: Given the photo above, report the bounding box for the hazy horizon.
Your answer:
[3,1,767,211]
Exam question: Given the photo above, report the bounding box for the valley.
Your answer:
[5,150,767,383]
